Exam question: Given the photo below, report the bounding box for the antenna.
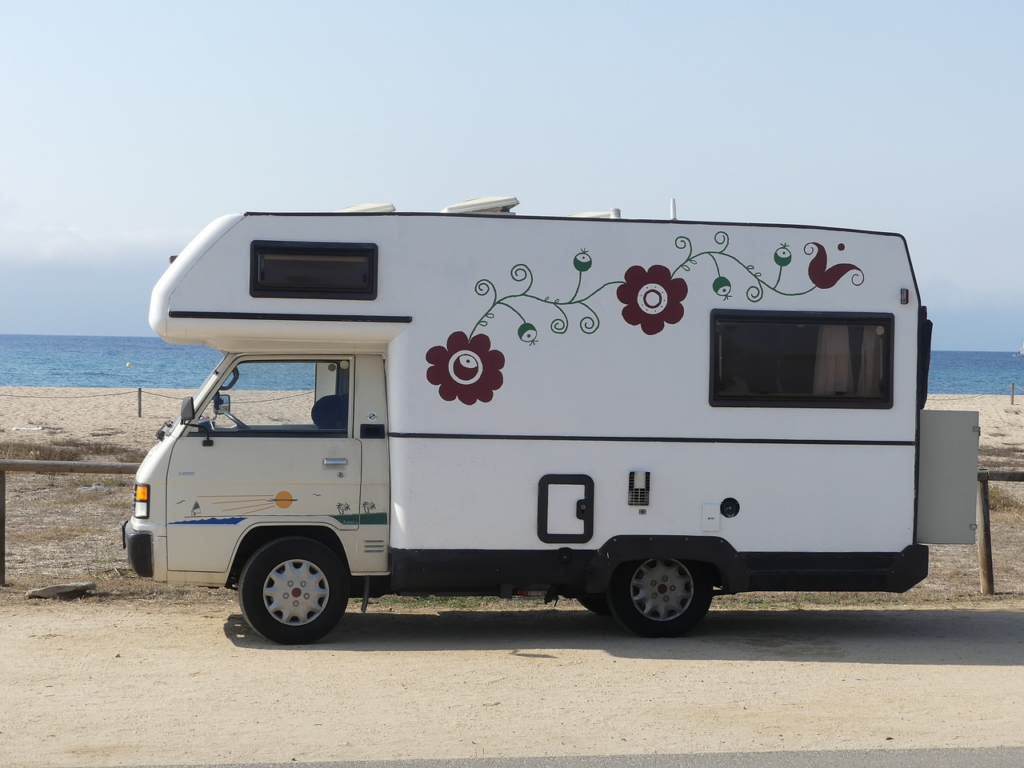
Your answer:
[669,198,677,220]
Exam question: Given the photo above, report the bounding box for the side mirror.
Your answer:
[180,396,214,446]
[214,393,230,415]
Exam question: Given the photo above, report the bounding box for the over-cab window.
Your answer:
[250,240,377,300]
[711,311,894,409]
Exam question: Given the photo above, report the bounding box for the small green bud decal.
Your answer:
[712,275,732,298]
[517,322,538,344]
[573,249,593,272]
[774,244,792,267]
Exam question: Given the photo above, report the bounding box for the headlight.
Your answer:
[133,484,150,519]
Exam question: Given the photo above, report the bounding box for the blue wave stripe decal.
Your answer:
[170,517,246,526]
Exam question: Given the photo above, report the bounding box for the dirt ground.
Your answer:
[2,599,1023,767]
[0,388,1023,766]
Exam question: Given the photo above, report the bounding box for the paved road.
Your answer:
[139,748,1024,768]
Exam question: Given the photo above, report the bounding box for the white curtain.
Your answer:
[857,326,882,397]
[813,326,853,396]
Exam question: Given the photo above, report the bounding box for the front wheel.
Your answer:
[606,558,713,638]
[239,537,349,644]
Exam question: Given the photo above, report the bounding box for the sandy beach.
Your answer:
[0,386,192,455]
[926,392,1024,472]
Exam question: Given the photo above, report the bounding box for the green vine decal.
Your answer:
[672,232,858,302]
[425,233,866,405]
[452,233,862,357]
[675,232,798,301]
[470,249,624,344]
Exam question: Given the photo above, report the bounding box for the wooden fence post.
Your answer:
[137,388,142,418]
[976,475,995,595]
[1,470,6,586]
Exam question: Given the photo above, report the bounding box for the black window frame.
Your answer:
[250,240,378,300]
[709,309,895,410]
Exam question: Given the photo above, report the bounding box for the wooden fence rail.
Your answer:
[0,461,1017,593]
[0,460,140,585]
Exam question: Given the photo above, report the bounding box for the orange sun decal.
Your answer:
[198,492,297,514]
[274,491,296,509]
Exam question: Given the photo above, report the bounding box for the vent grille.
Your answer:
[363,540,386,554]
[628,471,650,506]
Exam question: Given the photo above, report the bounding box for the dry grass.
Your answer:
[0,438,148,464]
[0,438,232,607]
[991,483,1024,522]
[1,439,1022,612]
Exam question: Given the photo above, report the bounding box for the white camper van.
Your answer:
[123,198,979,644]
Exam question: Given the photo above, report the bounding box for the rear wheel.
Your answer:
[607,558,712,638]
[239,537,349,645]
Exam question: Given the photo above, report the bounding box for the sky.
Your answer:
[1,1,1021,350]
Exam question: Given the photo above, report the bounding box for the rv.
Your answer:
[123,197,979,644]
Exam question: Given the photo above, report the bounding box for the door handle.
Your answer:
[323,458,349,466]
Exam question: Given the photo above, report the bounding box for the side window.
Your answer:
[250,240,377,300]
[711,312,893,408]
[198,360,352,433]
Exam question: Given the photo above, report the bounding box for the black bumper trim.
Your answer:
[124,523,154,579]
[390,548,594,594]
[739,546,929,593]
[587,537,928,594]
[389,541,929,597]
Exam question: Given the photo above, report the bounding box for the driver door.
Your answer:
[165,358,366,575]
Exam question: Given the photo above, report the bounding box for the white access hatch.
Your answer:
[917,410,980,545]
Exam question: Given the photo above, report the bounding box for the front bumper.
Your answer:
[122,520,154,578]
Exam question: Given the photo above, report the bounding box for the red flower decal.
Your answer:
[425,332,505,405]
[616,265,688,335]
[806,242,862,289]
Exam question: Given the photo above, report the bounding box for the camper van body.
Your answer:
[124,208,979,643]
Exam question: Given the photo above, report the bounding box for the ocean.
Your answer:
[0,334,1021,395]
[0,334,221,390]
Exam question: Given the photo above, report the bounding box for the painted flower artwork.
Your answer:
[425,331,506,405]
[674,232,863,302]
[616,264,688,336]
[805,242,862,289]
[425,234,863,404]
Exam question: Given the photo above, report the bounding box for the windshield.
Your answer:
[159,354,236,440]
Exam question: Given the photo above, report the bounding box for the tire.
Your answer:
[575,594,613,616]
[606,558,713,638]
[239,537,349,645]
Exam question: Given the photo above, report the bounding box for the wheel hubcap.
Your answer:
[629,559,694,621]
[262,559,329,626]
